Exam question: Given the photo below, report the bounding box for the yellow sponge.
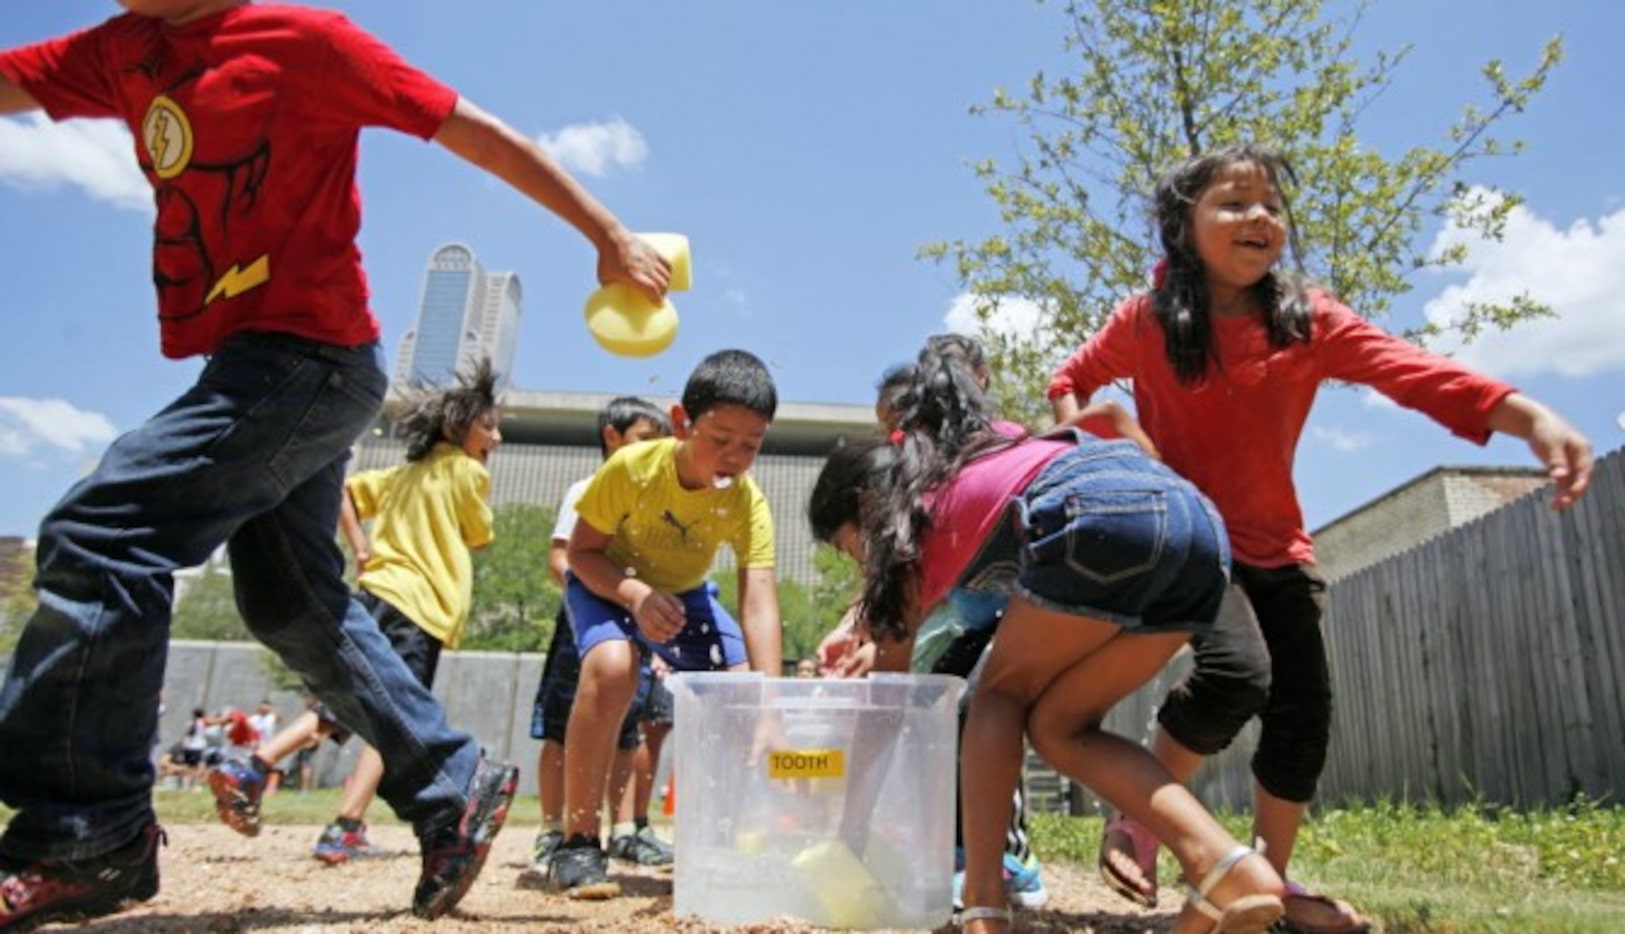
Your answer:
[583,232,689,357]
[791,839,888,929]
[583,284,679,357]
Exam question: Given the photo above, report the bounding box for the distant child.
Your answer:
[546,349,784,899]
[814,339,1286,934]
[1048,143,1593,934]
[521,396,683,882]
[210,360,504,867]
[0,1,666,926]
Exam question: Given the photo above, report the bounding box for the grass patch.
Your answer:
[1029,796,1625,933]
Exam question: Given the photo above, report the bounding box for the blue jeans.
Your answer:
[0,332,478,860]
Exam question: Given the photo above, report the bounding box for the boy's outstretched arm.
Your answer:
[737,567,783,676]
[1485,392,1594,510]
[432,97,669,302]
[0,74,41,114]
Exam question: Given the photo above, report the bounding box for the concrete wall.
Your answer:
[158,641,549,797]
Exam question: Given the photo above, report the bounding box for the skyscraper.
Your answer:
[393,243,522,388]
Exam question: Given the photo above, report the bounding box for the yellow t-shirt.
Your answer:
[347,442,494,649]
[574,437,775,593]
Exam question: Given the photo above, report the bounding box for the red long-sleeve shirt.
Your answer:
[1047,291,1516,567]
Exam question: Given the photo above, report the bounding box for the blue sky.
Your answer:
[1,1,1621,541]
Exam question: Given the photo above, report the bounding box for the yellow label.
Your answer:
[767,748,846,779]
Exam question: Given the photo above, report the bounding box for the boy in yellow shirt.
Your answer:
[211,360,503,869]
[546,349,783,898]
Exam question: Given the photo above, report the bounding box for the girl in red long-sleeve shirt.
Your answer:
[1049,143,1592,934]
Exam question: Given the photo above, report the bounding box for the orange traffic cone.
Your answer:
[662,772,676,817]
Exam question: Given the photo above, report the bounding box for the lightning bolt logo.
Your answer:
[204,255,271,305]
[142,95,193,179]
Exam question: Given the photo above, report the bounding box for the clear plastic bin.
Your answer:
[668,673,964,930]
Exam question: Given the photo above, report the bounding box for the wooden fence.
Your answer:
[1053,446,1625,815]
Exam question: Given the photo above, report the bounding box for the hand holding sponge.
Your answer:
[584,232,690,357]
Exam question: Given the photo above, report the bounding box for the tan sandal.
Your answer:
[1185,845,1284,933]
[956,905,1012,930]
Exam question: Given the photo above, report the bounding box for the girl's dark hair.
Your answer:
[852,338,1018,639]
[596,396,670,456]
[808,437,896,545]
[874,362,917,428]
[1152,143,1312,385]
[397,357,500,461]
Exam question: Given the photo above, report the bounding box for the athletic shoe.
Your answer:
[312,820,384,866]
[951,849,1050,911]
[411,757,519,919]
[532,829,565,866]
[515,829,565,888]
[207,758,268,837]
[545,838,620,899]
[0,824,165,931]
[1004,852,1049,909]
[608,826,674,867]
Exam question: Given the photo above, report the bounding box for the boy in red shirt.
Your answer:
[0,1,669,928]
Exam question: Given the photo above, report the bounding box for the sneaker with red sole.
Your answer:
[411,757,519,919]
[0,823,165,932]
[312,820,385,866]
[207,757,268,838]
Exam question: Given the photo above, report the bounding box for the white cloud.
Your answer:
[535,117,647,177]
[1310,425,1375,452]
[1361,388,1398,410]
[0,114,150,211]
[1423,192,1625,379]
[943,292,1047,341]
[0,398,118,460]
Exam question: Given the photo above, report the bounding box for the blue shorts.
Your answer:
[529,605,647,748]
[1014,439,1230,633]
[565,576,747,671]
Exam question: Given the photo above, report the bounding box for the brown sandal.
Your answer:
[1099,812,1160,907]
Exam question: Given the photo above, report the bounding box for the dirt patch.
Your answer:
[49,823,1178,933]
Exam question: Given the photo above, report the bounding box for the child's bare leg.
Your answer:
[561,641,641,841]
[1026,633,1284,933]
[608,746,637,825]
[256,709,328,765]
[538,739,564,824]
[336,746,384,822]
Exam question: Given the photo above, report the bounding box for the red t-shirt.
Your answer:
[1047,290,1516,567]
[0,6,459,358]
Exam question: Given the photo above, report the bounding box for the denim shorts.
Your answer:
[1014,439,1230,633]
[565,576,747,671]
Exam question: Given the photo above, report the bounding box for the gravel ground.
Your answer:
[38,823,1180,933]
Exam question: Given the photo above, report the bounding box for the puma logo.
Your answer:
[662,509,692,542]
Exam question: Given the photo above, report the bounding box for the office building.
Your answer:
[393,243,521,388]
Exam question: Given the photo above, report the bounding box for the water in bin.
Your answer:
[667,672,964,930]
